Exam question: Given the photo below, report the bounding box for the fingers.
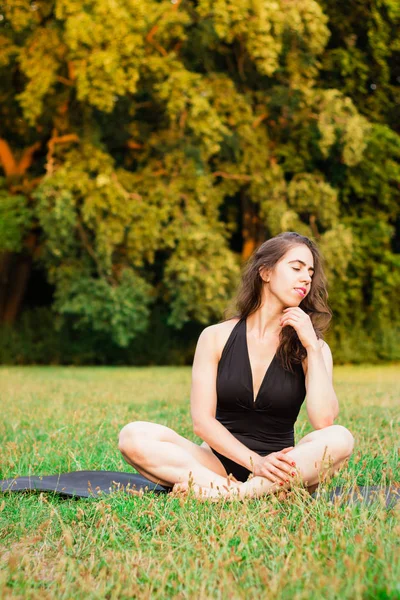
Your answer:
[262,472,288,486]
[259,464,292,485]
[270,464,293,484]
[281,318,296,327]
[276,450,296,467]
[259,453,298,484]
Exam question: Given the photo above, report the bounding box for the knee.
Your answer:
[118,421,150,460]
[331,425,355,458]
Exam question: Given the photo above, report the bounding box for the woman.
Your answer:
[118,232,355,501]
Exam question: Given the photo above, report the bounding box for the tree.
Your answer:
[0,0,399,359]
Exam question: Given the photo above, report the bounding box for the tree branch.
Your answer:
[17,142,41,175]
[75,220,111,282]
[309,214,320,239]
[0,139,41,177]
[46,131,79,174]
[252,113,268,128]
[110,172,142,202]
[127,140,144,150]
[145,0,182,57]
[212,171,252,181]
[146,25,168,57]
[47,133,79,151]
[0,139,17,176]
[56,75,75,87]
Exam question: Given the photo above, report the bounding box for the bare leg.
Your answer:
[120,448,173,487]
[191,425,355,502]
[235,446,348,500]
[118,421,240,491]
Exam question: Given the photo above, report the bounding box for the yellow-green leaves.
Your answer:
[0,185,32,252]
[2,0,40,32]
[1,0,399,357]
[0,35,18,68]
[17,28,65,124]
[58,0,147,111]
[287,174,339,228]
[164,228,241,328]
[316,90,371,166]
[56,269,154,346]
[196,0,329,78]
[318,224,354,282]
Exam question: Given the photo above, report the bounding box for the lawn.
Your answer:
[0,365,399,599]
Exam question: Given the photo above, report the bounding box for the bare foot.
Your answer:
[171,480,290,502]
[171,481,242,502]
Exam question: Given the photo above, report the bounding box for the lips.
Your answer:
[294,288,306,297]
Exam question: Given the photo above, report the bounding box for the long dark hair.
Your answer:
[223,232,332,373]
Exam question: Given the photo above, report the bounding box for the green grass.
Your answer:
[0,365,399,599]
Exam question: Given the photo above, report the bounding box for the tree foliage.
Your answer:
[0,0,399,360]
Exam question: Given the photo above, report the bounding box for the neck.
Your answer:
[246,297,284,340]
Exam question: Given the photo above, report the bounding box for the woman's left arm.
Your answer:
[304,341,339,429]
[280,307,339,429]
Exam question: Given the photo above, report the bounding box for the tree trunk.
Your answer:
[0,139,43,325]
[241,192,267,262]
[0,235,36,325]
[0,252,13,320]
[0,252,33,325]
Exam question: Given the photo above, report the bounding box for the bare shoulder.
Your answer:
[203,318,241,363]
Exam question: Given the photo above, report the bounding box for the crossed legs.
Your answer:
[118,421,355,500]
[118,422,239,491]
[228,425,355,500]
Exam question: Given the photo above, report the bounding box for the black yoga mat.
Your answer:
[1,471,399,507]
[0,471,171,498]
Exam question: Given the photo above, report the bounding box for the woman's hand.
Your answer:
[252,447,297,484]
[280,307,319,350]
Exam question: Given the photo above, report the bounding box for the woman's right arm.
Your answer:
[190,326,260,472]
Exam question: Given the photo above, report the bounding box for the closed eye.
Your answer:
[292,267,313,279]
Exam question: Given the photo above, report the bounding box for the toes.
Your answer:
[171,481,240,502]
[172,482,188,492]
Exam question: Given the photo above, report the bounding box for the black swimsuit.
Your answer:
[210,317,306,481]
